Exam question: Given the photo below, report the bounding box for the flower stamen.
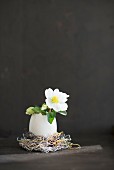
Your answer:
[51,96,59,103]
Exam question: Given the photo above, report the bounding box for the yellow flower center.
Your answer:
[51,96,59,103]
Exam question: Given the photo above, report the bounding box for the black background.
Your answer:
[0,0,114,137]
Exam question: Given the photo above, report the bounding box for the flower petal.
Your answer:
[52,104,61,112]
[59,92,69,103]
[60,92,69,98]
[53,89,60,96]
[45,88,53,99]
[59,103,68,111]
[45,99,53,109]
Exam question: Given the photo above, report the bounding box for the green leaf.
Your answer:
[32,106,41,113]
[50,111,56,117]
[40,110,47,115]
[32,106,47,115]
[46,112,56,124]
[59,111,67,116]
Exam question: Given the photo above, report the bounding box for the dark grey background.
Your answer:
[0,0,114,137]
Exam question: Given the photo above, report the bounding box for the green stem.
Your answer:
[49,108,51,112]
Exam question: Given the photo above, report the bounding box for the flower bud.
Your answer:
[26,107,34,115]
[41,103,48,110]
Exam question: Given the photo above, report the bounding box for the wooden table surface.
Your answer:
[0,134,114,170]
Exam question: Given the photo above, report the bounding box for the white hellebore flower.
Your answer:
[45,88,69,112]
